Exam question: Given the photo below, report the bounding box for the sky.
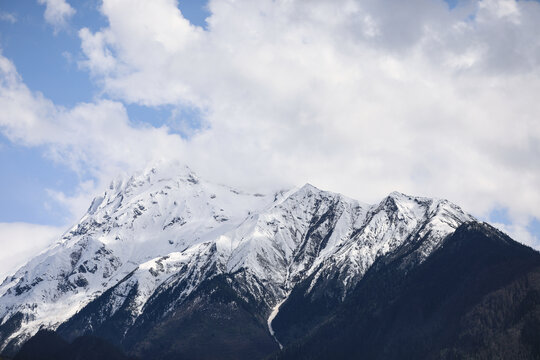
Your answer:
[0,0,540,278]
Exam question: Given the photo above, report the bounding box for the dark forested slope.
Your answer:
[275,222,540,359]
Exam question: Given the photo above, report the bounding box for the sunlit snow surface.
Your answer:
[0,164,474,350]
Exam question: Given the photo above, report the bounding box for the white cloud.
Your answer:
[0,12,17,24]
[37,0,75,31]
[78,28,118,75]
[75,0,540,218]
[0,223,64,281]
[0,53,187,222]
[478,0,521,24]
[1,0,540,249]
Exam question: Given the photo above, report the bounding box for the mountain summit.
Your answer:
[4,164,531,359]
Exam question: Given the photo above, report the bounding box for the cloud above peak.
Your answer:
[0,0,539,248]
[75,0,540,213]
[0,52,187,221]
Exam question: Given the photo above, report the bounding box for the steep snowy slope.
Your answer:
[0,163,474,355]
[270,191,475,346]
[0,164,275,352]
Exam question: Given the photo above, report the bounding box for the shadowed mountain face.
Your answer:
[1,165,539,359]
[59,274,278,360]
[274,222,540,360]
[13,330,133,360]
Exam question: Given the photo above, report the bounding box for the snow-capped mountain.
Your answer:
[0,163,474,356]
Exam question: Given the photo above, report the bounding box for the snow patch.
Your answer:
[267,295,289,350]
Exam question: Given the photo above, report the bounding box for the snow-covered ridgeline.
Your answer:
[0,163,474,351]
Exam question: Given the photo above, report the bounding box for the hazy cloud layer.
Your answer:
[0,0,539,249]
[0,12,17,24]
[0,222,64,280]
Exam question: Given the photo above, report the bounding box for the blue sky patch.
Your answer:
[0,134,78,225]
[177,0,210,29]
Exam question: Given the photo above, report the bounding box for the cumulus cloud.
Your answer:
[76,0,540,221]
[0,223,64,280]
[37,0,75,31]
[1,0,540,248]
[0,53,187,220]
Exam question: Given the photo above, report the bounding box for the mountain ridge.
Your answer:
[273,221,540,359]
[0,163,475,357]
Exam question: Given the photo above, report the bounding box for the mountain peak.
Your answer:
[0,172,478,356]
[299,183,318,191]
[388,190,410,199]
